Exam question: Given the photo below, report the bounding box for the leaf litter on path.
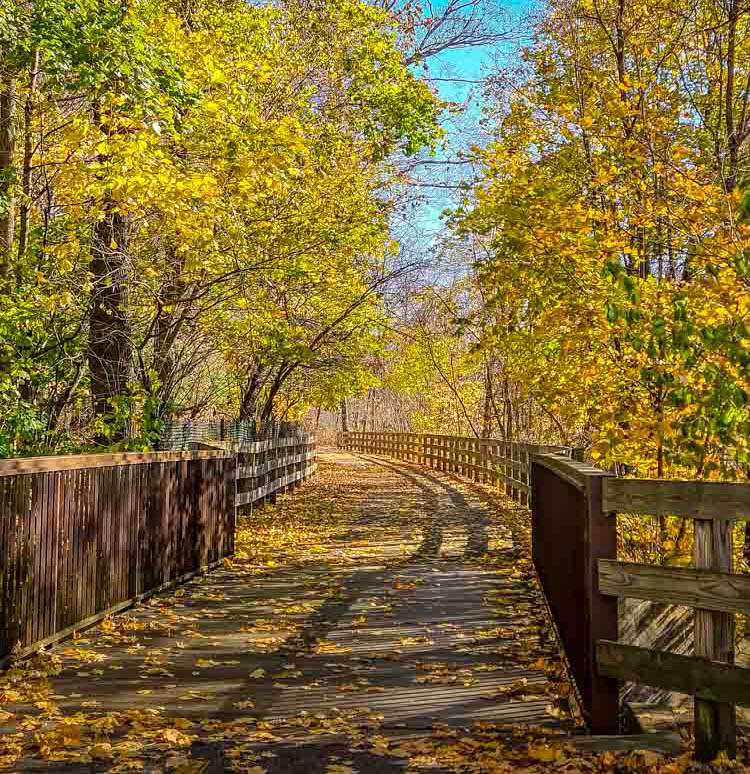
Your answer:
[0,454,747,773]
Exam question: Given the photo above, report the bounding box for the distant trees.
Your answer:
[337,276,575,444]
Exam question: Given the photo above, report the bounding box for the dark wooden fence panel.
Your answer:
[235,436,317,508]
[531,454,619,734]
[0,451,234,664]
[0,436,316,666]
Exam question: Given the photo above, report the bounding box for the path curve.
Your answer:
[0,451,574,773]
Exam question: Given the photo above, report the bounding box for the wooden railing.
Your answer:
[236,435,317,507]
[0,450,234,666]
[532,454,750,761]
[340,431,568,504]
[0,436,317,665]
[530,455,619,735]
[340,431,749,759]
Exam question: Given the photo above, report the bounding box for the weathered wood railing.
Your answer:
[532,454,750,760]
[340,431,567,503]
[236,435,317,507]
[530,455,619,735]
[0,435,317,665]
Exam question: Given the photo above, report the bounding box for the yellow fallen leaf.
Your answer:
[160,728,194,747]
[91,716,120,733]
[174,761,209,774]
[89,743,113,761]
[528,744,558,762]
[120,761,145,771]
[62,724,82,746]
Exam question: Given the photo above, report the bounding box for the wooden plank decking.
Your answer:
[0,451,571,773]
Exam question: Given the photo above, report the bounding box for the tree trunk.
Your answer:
[724,0,739,193]
[504,378,514,441]
[152,307,175,405]
[88,199,132,443]
[239,364,264,422]
[146,245,201,414]
[0,73,17,280]
[47,359,84,433]
[16,49,39,264]
[481,360,494,438]
[340,398,349,433]
[259,365,287,424]
[367,388,375,432]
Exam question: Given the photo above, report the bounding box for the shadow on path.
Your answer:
[357,455,492,558]
[3,451,565,774]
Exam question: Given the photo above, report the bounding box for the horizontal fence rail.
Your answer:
[532,458,750,761]
[340,431,569,504]
[159,419,308,450]
[0,433,318,666]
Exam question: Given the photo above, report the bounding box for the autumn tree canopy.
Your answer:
[0,0,447,453]
[3,0,750,486]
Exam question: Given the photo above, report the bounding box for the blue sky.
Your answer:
[403,0,534,247]
[426,0,533,103]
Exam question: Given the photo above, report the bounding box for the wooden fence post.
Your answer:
[505,441,513,497]
[694,519,736,761]
[583,471,620,734]
[493,441,500,491]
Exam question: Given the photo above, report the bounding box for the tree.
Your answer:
[0,0,442,453]
[453,0,750,478]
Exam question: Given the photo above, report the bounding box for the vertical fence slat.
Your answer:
[29,474,45,646]
[694,518,737,761]
[56,472,68,633]
[110,467,120,606]
[40,473,55,643]
[86,469,97,622]
[0,478,9,655]
[42,473,57,642]
[67,469,77,631]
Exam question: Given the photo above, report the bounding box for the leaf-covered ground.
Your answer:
[0,452,748,773]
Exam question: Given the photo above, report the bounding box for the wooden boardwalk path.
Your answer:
[0,453,603,772]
